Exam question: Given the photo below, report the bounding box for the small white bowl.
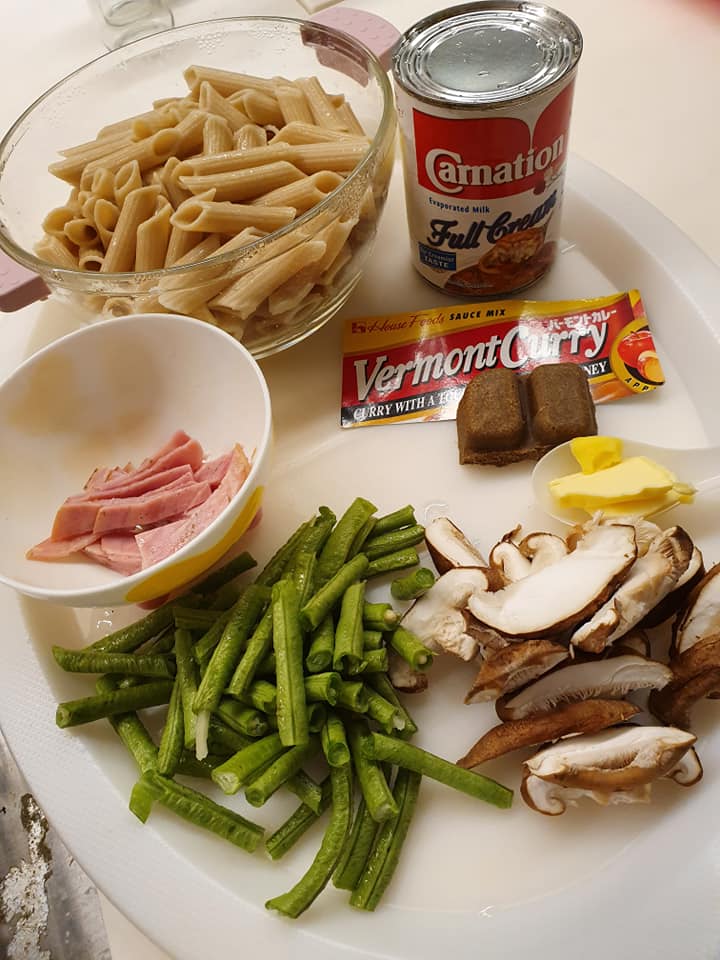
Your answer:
[0,313,271,606]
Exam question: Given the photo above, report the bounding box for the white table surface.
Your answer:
[3,0,720,957]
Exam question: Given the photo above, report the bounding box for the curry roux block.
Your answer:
[456,363,597,466]
[456,368,527,465]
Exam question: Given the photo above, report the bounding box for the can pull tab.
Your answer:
[300,7,400,84]
[0,250,49,312]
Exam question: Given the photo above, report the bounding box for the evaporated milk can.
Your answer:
[392,2,583,297]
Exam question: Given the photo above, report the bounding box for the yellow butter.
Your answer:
[593,489,683,518]
[570,436,624,474]
[549,456,677,509]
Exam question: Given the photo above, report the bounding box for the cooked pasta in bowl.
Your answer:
[0,18,396,357]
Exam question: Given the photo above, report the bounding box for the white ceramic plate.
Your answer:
[2,156,720,959]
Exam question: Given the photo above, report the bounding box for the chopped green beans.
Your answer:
[365,688,406,734]
[333,580,366,674]
[321,713,350,768]
[89,604,176,654]
[207,718,252,756]
[305,615,335,674]
[300,554,369,632]
[366,548,420,578]
[354,649,388,674]
[304,672,342,706]
[255,518,314,587]
[236,679,277,714]
[390,626,434,671]
[390,567,436,602]
[174,629,199,751]
[362,629,384,650]
[363,525,426,561]
[364,734,513,809]
[52,646,175,679]
[367,674,418,739]
[157,680,184,777]
[290,507,336,605]
[212,733,285,795]
[350,768,422,910]
[265,777,332,861]
[193,551,256,595]
[272,579,309,747]
[226,606,273,699]
[95,676,158,773]
[333,798,379,891]
[245,738,319,807]
[306,702,328,733]
[372,505,417,536]
[214,699,268,738]
[362,602,399,632]
[336,680,369,714]
[347,516,377,559]
[56,679,174,728]
[314,497,376,586]
[347,723,398,823]
[266,763,353,917]
[172,607,219,632]
[285,770,324,814]
[130,771,264,853]
[193,608,233,668]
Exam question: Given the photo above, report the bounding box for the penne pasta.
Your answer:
[132,106,181,140]
[42,205,79,239]
[295,77,346,132]
[233,124,268,151]
[184,65,284,98]
[164,222,202,267]
[93,199,120,250]
[179,161,306,202]
[233,89,284,127]
[158,156,192,208]
[78,244,105,271]
[198,83,250,132]
[275,85,314,126]
[135,198,173,271]
[64,217,99,247]
[173,109,210,158]
[313,216,359,273]
[114,160,144,206]
[271,120,368,146]
[335,99,365,137]
[250,170,343,212]
[58,129,131,160]
[170,198,296,234]
[179,141,295,177]
[35,234,79,269]
[90,167,117,201]
[202,114,234,155]
[83,128,181,179]
[291,141,368,174]
[267,268,317,316]
[101,185,161,272]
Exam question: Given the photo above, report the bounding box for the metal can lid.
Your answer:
[392,1,583,107]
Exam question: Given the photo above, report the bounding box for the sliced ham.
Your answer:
[135,445,251,569]
[194,452,233,489]
[26,531,100,561]
[95,432,203,493]
[92,480,211,535]
[70,464,194,503]
[84,534,143,575]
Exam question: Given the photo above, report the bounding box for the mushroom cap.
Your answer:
[457,699,640,768]
[521,771,653,815]
[518,532,569,571]
[465,639,568,704]
[665,747,703,786]
[467,523,637,640]
[649,668,720,729]
[673,562,720,655]
[524,725,696,791]
[387,650,429,693]
[424,517,486,575]
[641,546,704,629]
[496,654,673,721]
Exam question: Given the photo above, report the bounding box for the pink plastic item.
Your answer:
[0,250,49,311]
[301,7,400,83]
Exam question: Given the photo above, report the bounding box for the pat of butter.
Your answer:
[570,436,623,474]
[549,456,677,509]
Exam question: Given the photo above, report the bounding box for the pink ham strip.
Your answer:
[136,445,251,569]
[69,464,194,503]
[51,472,204,541]
[84,536,142,575]
[193,452,233,489]
[26,530,100,561]
[91,436,204,495]
[92,480,212,535]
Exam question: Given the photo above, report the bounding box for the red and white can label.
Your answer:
[395,77,577,297]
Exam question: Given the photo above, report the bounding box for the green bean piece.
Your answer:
[365,688,406,734]
[265,762,353,918]
[347,723,398,823]
[211,733,285,795]
[89,604,176,654]
[193,608,233,668]
[214,699,268,738]
[366,547,420,578]
[305,614,335,674]
[306,702,327,733]
[299,554,369,632]
[389,626,434,671]
[207,718,253,756]
[285,770,324,814]
[157,680,185,777]
[140,627,175,656]
[367,674,418,739]
[333,798,379,891]
[304,672,342,706]
[255,518,314,587]
[56,680,174,728]
[390,567,436,602]
[364,733,513,809]
[95,677,158,773]
[175,752,227,779]
[173,629,199,752]
[236,679,277,714]
[362,630,384,650]
[272,579,309,747]
[226,606,273,699]
[265,777,332,861]
[290,507,337,605]
[321,713,350,768]
[350,768,422,910]
[245,738,320,807]
[193,584,269,754]
[256,651,276,676]
[131,770,264,853]
[347,516,377,559]
[363,524,426,561]
[362,602,400,632]
[333,580,366,674]
[354,649,389,674]
[172,607,219,632]
[336,680,369,713]
[193,551,256,595]
[207,583,242,611]
[52,646,175,679]
[314,497,377,586]
[372,505,417,536]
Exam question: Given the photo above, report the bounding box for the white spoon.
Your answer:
[531,437,720,525]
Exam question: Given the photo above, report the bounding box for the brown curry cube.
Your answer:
[456,368,526,462]
[526,363,597,445]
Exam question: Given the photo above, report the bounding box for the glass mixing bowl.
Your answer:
[0,17,396,357]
